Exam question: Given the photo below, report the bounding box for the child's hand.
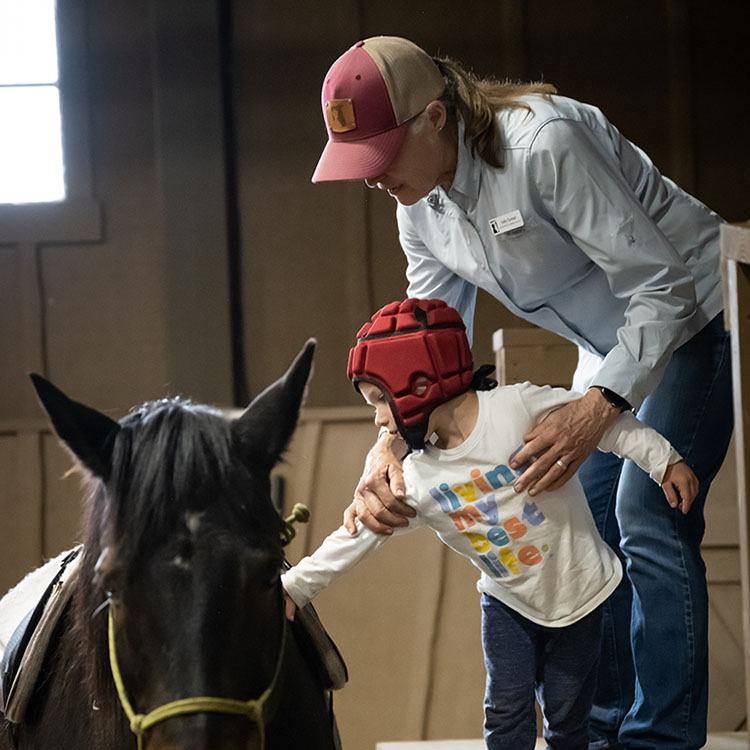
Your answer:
[661,462,699,514]
[283,589,298,621]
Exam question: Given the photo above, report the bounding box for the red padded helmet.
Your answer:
[347,299,474,449]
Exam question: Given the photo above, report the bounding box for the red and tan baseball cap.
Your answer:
[312,36,446,183]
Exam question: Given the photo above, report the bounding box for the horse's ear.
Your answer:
[29,373,120,481]
[233,339,316,467]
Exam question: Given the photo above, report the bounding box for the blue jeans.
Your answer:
[481,593,603,749]
[579,314,733,749]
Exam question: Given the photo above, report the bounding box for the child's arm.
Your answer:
[281,514,420,618]
[282,523,385,611]
[598,412,698,513]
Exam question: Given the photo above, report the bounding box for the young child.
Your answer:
[281,298,698,750]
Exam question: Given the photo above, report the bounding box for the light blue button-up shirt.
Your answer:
[398,95,723,409]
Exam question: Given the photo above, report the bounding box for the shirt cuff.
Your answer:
[281,571,313,609]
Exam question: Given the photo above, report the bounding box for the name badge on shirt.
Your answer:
[489,210,524,236]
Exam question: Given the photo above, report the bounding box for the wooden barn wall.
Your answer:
[0,1,748,748]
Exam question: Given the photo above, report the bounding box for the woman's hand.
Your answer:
[509,389,622,495]
[661,461,699,514]
[343,432,412,535]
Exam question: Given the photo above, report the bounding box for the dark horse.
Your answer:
[0,340,341,750]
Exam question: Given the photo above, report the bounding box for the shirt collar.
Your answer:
[447,118,480,203]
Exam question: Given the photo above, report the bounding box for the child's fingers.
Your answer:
[283,593,297,621]
[662,482,679,510]
[678,478,698,514]
[678,485,693,514]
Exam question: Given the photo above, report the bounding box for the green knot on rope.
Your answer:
[129,713,145,737]
[281,503,310,546]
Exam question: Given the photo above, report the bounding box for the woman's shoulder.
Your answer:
[497,94,610,148]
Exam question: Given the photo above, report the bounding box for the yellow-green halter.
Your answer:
[107,504,309,750]
[108,610,287,750]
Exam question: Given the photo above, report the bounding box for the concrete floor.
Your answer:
[377,733,748,749]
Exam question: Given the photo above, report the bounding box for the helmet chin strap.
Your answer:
[400,426,428,452]
[389,394,429,451]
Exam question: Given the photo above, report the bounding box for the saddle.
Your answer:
[0,549,347,726]
[292,601,348,691]
[284,560,348,692]
[0,546,82,724]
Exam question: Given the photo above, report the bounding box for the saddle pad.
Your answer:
[0,546,82,723]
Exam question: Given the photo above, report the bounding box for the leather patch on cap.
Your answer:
[326,99,356,133]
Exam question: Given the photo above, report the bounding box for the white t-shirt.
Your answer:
[282,383,681,627]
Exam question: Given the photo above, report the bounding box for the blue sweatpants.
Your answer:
[481,593,603,749]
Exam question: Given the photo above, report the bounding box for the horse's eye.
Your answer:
[170,554,192,571]
[167,538,194,570]
[94,547,123,594]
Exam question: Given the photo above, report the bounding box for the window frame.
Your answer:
[0,0,102,245]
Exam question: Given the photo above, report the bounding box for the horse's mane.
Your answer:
[54,397,286,735]
[108,398,284,561]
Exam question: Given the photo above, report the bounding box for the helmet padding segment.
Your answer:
[347,299,474,449]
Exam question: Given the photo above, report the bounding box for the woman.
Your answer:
[312,36,732,750]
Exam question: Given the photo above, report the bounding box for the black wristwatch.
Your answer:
[591,386,632,413]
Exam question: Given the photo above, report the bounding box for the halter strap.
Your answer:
[107,609,287,750]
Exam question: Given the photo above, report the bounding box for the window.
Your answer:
[0,0,65,204]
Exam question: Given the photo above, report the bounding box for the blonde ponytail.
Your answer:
[434,57,557,168]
